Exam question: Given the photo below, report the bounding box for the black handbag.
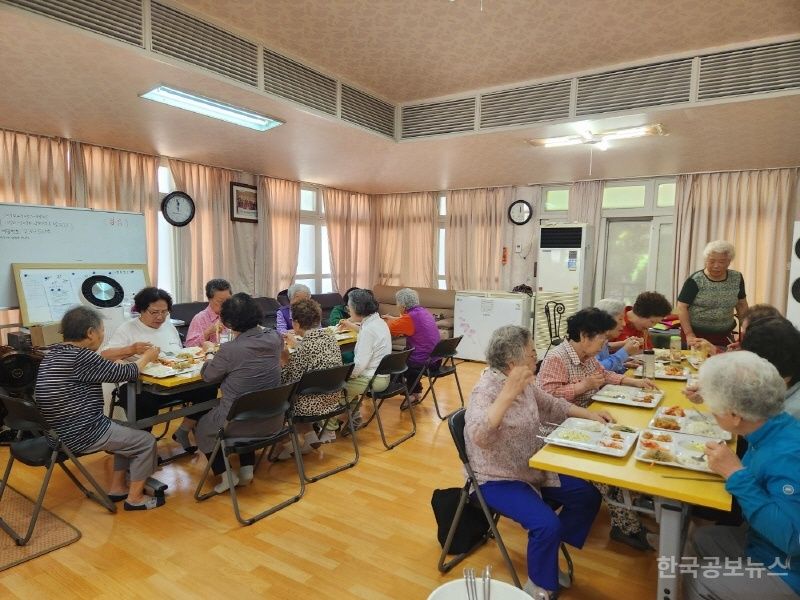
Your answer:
[431,487,490,554]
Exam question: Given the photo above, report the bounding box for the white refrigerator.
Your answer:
[454,291,533,362]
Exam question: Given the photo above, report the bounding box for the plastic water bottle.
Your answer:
[669,335,682,364]
[643,350,656,379]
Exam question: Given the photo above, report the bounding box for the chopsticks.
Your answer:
[660,475,723,482]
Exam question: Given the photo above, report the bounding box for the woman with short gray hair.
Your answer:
[594,298,640,374]
[34,306,164,510]
[465,325,613,599]
[276,283,311,335]
[684,351,800,599]
[383,287,441,404]
[677,239,748,349]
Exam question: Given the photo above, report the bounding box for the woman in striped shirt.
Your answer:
[35,306,164,511]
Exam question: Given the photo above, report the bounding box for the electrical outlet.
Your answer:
[515,244,522,253]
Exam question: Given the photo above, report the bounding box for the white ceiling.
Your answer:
[0,4,798,194]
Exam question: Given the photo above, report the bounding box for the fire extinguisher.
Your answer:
[502,246,508,265]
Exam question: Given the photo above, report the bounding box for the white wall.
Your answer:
[500,185,541,291]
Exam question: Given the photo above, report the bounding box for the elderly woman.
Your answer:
[383,288,441,404]
[740,317,800,418]
[684,351,800,599]
[280,298,344,453]
[338,288,391,427]
[104,286,217,450]
[537,307,656,550]
[328,287,358,326]
[678,240,749,349]
[595,298,642,374]
[196,293,283,493]
[465,325,608,599]
[276,283,311,335]
[692,303,782,356]
[185,278,232,348]
[35,306,163,510]
[610,291,673,350]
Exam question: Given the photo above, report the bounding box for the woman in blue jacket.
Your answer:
[685,350,800,599]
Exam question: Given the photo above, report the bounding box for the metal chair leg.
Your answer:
[473,483,523,588]
[58,448,117,513]
[373,389,417,450]
[0,450,59,546]
[437,484,492,573]
[298,408,359,483]
[194,440,222,501]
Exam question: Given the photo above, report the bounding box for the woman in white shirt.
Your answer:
[338,289,391,426]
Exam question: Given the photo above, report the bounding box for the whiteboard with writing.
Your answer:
[0,203,146,308]
[13,264,149,325]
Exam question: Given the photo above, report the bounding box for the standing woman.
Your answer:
[677,240,748,349]
[196,293,283,493]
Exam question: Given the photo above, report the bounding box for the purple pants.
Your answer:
[479,476,601,591]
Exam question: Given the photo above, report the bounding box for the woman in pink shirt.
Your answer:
[185,279,232,348]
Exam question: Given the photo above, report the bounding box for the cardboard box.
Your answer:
[30,323,63,347]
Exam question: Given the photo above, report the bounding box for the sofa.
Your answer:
[372,284,456,340]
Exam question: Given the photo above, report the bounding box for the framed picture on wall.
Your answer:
[230,182,258,223]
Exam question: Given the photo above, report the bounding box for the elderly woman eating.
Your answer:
[684,351,800,599]
[678,240,748,349]
[537,307,657,551]
[276,283,311,335]
[35,306,163,510]
[196,293,283,493]
[465,325,609,599]
[185,278,232,348]
[595,298,642,374]
[280,298,344,452]
[610,291,673,351]
[383,287,441,404]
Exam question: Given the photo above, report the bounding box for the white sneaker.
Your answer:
[523,578,556,599]
[213,473,240,494]
[318,429,336,443]
[238,465,254,486]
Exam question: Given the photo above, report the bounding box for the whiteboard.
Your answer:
[454,292,532,362]
[0,203,146,308]
[13,263,149,325]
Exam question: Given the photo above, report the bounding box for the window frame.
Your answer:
[296,185,333,294]
[436,192,446,289]
[542,185,570,217]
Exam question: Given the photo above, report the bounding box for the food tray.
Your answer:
[634,428,725,474]
[685,356,704,370]
[543,417,639,458]
[591,384,664,408]
[141,363,201,378]
[634,364,689,380]
[647,406,732,440]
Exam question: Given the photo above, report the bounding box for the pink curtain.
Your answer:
[371,192,437,287]
[71,142,160,285]
[321,187,374,291]
[256,176,300,296]
[673,168,799,311]
[0,129,73,206]
[567,180,604,301]
[446,187,511,290]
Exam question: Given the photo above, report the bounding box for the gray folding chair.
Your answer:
[0,392,116,545]
[407,336,465,420]
[194,381,304,526]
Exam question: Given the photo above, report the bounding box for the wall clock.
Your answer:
[508,199,533,225]
[161,191,195,227]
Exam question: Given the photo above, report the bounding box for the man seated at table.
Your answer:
[276,284,311,335]
[685,351,800,599]
[35,306,164,510]
[102,286,217,451]
[611,291,672,350]
[185,278,232,348]
[382,287,440,406]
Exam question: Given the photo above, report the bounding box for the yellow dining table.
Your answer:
[529,371,733,600]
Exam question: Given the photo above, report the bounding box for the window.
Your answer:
[296,186,332,294]
[437,194,446,289]
[596,177,676,304]
[543,187,569,212]
[156,165,177,298]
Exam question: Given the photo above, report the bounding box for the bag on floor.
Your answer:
[431,487,491,554]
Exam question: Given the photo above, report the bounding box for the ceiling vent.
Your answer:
[401,98,475,139]
[263,50,337,115]
[576,59,692,115]
[480,80,571,129]
[4,0,143,47]
[151,2,257,87]
[341,85,395,137]
[698,40,800,101]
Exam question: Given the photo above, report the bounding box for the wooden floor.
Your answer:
[0,362,660,599]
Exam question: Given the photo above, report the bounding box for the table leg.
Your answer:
[657,498,686,600]
[125,381,138,424]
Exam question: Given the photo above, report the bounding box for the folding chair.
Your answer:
[194,382,304,526]
[438,409,574,589]
[408,336,465,420]
[290,363,356,483]
[0,392,116,546]
[357,349,417,450]
[543,301,566,359]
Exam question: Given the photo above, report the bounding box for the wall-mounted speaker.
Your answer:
[787,221,800,327]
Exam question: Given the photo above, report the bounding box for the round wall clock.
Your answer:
[161,191,195,227]
[508,199,533,225]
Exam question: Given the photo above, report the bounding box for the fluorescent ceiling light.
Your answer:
[140,86,282,132]
[529,123,664,149]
